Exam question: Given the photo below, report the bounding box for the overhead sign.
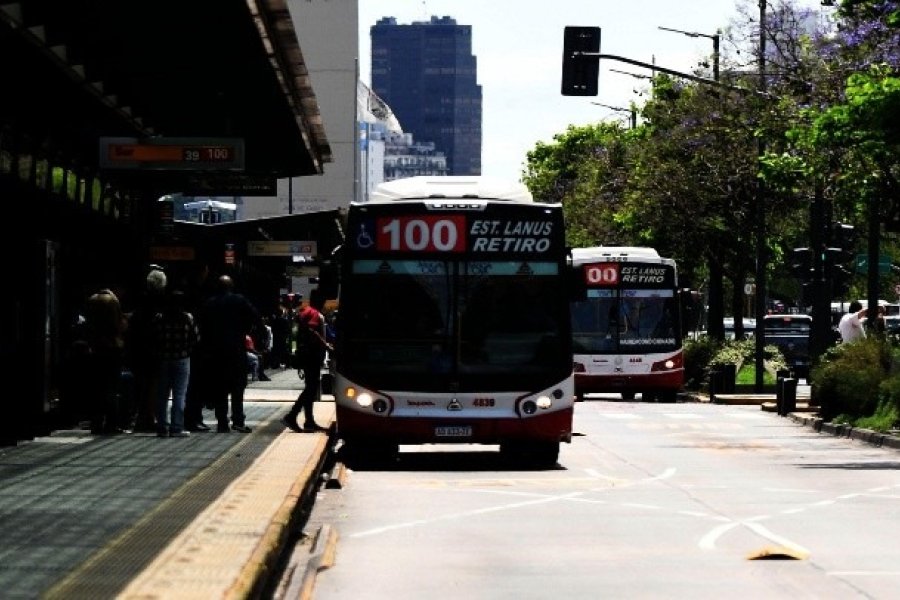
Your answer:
[99,137,245,171]
[149,245,196,261]
[182,173,275,195]
[855,254,891,274]
[247,240,317,257]
[286,265,319,277]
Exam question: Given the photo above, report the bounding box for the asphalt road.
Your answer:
[306,400,900,600]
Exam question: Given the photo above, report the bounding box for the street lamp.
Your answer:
[609,68,654,81]
[658,26,720,82]
[755,0,768,391]
[590,101,637,128]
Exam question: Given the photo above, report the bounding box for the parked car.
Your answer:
[762,314,811,379]
[724,317,756,340]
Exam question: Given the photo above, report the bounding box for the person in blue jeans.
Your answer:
[152,289,200,437]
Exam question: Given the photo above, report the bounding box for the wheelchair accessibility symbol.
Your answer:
[356,222,374,249]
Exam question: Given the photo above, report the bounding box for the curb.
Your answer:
[787,412,900,450]
[281,524,339,600]
[685,391,900,451]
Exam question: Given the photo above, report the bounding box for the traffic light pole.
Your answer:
[809,182,831,364]
[572,52,767,98]
[867,192,881,328]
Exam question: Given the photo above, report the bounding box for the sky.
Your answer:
[358,0,829,183]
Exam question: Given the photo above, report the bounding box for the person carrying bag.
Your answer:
[282,290,332,432]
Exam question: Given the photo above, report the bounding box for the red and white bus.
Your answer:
[571,246,684,402]
[332,176,574,466]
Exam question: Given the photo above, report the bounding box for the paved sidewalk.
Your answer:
[0,368,333,599]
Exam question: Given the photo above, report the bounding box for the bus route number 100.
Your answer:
[377,215,467,252]
[584,263,619,285]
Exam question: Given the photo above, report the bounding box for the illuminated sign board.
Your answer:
[99,137,245,170]
[247,240,317,257]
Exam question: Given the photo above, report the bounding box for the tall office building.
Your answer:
[371,16,482,176]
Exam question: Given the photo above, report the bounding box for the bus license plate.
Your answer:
[435,426,472,437]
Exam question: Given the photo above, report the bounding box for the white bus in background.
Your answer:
[570,246,684,402]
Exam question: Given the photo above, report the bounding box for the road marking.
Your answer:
[699,521,809,556]
[700,523,739,549]
[827,571,900,577]
[743,522,810,556]
[348,491,585,538]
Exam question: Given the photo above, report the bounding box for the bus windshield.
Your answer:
[339,258,570,391]
[572,289,680,354]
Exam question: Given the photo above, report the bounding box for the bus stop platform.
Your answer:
[0,368,335,599]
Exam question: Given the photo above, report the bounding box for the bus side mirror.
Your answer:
[567,258,587,301]
[317,244,342,299]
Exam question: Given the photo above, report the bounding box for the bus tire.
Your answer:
[659,390,678,403]
[500,441,559,469]
[341,440,398,468]
[642,391,657,402]
[621,392,635,401]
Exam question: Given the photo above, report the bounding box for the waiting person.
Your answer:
[152,289,200,437]
[245,333,262,382]
[838,300,868,343]
[184,264,217,433]
[251,319,272,380]
[282,289,332,433]
[198,275,260,433]
[84,288,128,435]
[124,267,168,432]
[872,305,887,336]
[269,302,292,368]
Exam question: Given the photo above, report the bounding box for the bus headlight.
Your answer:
[536,395,552,409]
[373,399,389,413]
[356,392,374,408]
[651,352,683,372]
[521,400,537,415]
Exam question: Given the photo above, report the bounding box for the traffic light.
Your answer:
[831,222,857,263]
[790,247,813,281]
[801,281,816,307]
[824,247,853,296]
[561,26,600,96]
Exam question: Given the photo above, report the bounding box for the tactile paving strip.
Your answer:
[41,402,333,599]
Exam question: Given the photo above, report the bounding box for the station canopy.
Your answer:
[0,0,331,178]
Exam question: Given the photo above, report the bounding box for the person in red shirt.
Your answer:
[282,289,332,432]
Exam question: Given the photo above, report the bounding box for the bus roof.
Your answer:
[369,176,534,203]
[571,246,662,262]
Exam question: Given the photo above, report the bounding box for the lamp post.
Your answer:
[590,102,637,129]
[609,68,654,81]
[657,26,720,83]
[754,0,768,391]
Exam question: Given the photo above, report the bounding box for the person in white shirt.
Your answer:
[838,301,868,343]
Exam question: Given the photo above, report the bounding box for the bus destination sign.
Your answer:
[584,262,674,288]
[99,137,245,171]
[358,215,558,254]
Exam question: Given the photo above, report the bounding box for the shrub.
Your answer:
[710,339,788,380]
[811,337,894,422]
[683,336,789,392]
[874,372,900,430]
[683,336,720,390]
[854,399,899,433]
